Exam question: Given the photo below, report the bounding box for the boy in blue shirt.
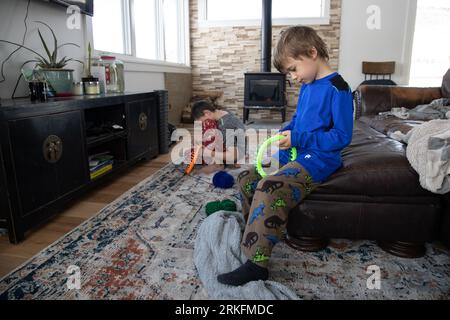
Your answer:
[218,26,354,286]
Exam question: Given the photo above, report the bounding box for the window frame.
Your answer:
[90,0,191,70]
[198,0,331,28]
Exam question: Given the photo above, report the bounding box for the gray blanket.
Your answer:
[380,98,450,121]
[193,210,299,300]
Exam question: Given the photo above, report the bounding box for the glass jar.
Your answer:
[93,55,125,93]
[72,81,84,95]
[83,78,100,95]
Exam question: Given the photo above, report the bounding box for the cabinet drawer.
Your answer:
[126,97,158,160]
[52,111,89,195]
[8,111,88,217]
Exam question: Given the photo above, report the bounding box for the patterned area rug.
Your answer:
[0,163,449,300]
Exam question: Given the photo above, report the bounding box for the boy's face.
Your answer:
[284,50,319,85]
[197,110,215,122]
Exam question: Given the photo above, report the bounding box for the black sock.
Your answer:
[217,260,268,286]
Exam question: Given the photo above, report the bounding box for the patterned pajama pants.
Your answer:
[237,161,319,267]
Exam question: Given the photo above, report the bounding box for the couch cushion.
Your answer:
[310,121,436,197]
[359,115,424,135]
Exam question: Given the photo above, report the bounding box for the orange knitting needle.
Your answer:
[185,144,202,174]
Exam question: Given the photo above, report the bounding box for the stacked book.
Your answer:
[89,152,114,180]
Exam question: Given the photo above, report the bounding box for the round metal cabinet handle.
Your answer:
[43,135,63,163]
[138,112,148,131]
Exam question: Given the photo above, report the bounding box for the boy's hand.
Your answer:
[278,131,292,150]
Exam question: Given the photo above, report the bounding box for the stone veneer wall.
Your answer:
[190,0,342,121]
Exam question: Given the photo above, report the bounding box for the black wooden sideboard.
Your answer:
[0,91,168,243]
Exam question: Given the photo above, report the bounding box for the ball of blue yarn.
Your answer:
[212,171,235,189]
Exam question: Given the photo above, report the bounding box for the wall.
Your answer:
[2,0,418,121]
[123,71,165,93]
[0,0,86,100]
[338,0,417,89]
[165,73,192,125]
[83,15,168,95]
[0,0,169,102]
[190,0,343,121]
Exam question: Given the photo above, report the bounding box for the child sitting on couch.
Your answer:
[217,26,354,286]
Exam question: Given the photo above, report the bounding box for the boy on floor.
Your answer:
[217,26,354,286]
[190,100,246,173]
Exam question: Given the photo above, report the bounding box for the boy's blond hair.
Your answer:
[273,26,329,73]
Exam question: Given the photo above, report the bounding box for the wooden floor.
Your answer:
[0,152,173,278]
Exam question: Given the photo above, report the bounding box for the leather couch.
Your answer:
[286,85,449,258]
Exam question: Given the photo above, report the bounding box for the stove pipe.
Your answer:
[261,0,272,72]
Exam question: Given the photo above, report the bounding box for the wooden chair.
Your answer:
[361,61,397,86]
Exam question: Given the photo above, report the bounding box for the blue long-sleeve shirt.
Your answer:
[275,72,354,182]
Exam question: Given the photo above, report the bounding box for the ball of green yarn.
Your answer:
[220,199,237,212]
[205,199,237,216]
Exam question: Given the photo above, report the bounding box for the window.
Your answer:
[163,0,183,63]
[134,0,158,60]
[199,0,330,27]
[92,0,189,65]
[409,0,450,86]
[92,0,126,54]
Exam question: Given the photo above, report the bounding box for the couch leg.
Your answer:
[377,241,426,258]
[285,235,329,252]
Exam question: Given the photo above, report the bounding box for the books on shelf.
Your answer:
[90,163,113,180]
[89,152,114,165]
[89,152,115,179]
[90,159,113,172]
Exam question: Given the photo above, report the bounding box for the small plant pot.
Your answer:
[39,69,74,97]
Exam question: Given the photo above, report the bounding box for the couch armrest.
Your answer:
[354,85,442,118]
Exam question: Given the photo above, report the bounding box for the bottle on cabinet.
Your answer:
[92,55,125,94]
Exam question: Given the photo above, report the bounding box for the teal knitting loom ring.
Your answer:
[255,134,297,178]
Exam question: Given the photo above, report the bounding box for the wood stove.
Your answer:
[243,72,286,123]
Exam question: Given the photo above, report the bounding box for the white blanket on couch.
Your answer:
[390,119,450,194]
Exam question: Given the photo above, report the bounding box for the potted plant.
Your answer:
[0,21,83,97]
[82,42,100,95]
